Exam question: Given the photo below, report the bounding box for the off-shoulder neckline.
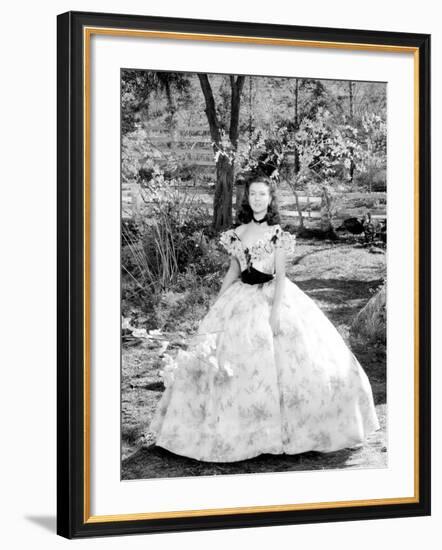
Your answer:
[231,225,280,251]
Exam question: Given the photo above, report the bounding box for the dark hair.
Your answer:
[236,174,281,225]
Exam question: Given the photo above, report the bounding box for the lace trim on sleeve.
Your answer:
[219,229,240,255]
[271,225,296,254]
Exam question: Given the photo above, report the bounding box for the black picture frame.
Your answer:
[57,10,431,539]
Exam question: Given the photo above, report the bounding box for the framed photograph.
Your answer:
[57,10,431,539]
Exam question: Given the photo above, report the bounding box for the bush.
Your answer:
[121,165,233,331]
[354,165,386,192]
[123,171,211,288]
[122,228,228,333]
[121,277,161,330]
[161,283,215,332]
[139,213,210,287]
[350,283,386,346]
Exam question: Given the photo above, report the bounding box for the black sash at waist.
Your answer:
[241,267,274,285]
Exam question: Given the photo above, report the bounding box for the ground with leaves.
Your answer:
[121,239,387,479]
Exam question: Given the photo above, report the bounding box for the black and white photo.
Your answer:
[120,70,388,479]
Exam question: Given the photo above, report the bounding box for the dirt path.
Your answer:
[122,241,387,479]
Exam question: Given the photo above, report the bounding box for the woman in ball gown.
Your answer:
[149,176,380,462]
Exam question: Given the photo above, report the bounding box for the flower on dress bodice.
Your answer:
[220,225,295,260]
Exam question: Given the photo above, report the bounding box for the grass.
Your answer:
[121,239,387,479]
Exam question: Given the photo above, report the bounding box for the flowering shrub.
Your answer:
[121,163,229,331]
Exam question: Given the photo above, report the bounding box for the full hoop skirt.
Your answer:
[150,276,380,462]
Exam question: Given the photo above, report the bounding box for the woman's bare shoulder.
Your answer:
[234,223,248,237]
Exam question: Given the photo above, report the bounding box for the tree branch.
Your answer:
[229,75,245,148]
[197,74,221,145]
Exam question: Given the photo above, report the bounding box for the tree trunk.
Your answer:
[248,76,253,141]
[213,156,234,230]
[294,190,304,229]
[198,74,245,231]
[349,81,354,119]
[294,147,300,174]
[229,75,245,148]
[164,80,177,131]
[348,81,355,183]
[197,74,221,144]
[293,79,301,174]
[286,173,304,230]
[320,186,337,238]
[349,158,355,183]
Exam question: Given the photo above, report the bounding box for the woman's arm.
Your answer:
[217,257,241,298]
[269,247,286,335]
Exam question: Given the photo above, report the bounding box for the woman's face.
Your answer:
[248,181,271,216]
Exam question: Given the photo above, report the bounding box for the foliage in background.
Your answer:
[121,72,387,330]
[121,164,229,331]
[121,72,387,230]
[233,106,386,232]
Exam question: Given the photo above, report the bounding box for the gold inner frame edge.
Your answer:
[82,26,420,524]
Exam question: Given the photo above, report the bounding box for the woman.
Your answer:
[149,176,380,462]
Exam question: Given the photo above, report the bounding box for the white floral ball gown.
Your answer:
[150,224,380,462]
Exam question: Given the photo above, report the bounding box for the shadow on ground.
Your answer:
[123,444,363,480]
[297,278,382,326]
